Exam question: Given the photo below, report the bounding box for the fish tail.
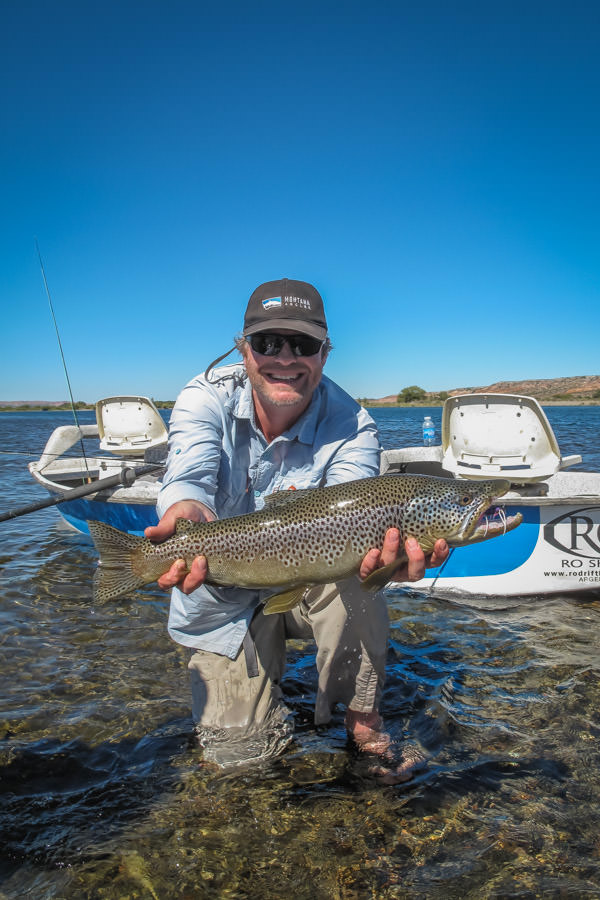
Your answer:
[88,520,147,602]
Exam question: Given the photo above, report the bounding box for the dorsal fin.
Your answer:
[262,488,314,507]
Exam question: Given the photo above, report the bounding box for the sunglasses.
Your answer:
[245,332,324,357]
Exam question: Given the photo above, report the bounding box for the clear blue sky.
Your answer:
[1,1,599,401]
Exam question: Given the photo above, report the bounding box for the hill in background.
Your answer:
[367,374,600,406]
[0,400,72,407]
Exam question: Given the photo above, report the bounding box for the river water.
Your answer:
[1,406,600,898]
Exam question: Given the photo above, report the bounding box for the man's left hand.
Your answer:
[359,529,449,583]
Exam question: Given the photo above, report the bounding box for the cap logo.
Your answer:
[262,297,282,310]
[284,295,311,310]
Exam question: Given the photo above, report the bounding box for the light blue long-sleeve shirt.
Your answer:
[158,363,380,657]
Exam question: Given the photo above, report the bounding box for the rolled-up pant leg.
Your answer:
[188,610,293,765]
[188,579,389,762]
[285,577,390,725]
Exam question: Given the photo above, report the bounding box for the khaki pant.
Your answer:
[188,577,389,765]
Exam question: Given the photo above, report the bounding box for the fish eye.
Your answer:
[459,494,471,505]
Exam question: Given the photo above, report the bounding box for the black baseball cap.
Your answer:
[243,278,328,340]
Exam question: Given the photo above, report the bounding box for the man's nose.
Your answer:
[276,340,297,362]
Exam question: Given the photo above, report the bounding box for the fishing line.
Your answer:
[428,547,455,593]
[427,504,509,594]
[35,241,91,481]
[0,448,55,459]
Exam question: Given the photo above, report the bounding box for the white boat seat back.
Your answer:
[96,396,168,457]
[441,393,563,483]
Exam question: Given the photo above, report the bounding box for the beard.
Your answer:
[250,372,313,408]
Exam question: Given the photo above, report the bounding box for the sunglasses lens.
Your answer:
[290,335,323,356]
[247,334,323,357]
[248,334,285,356]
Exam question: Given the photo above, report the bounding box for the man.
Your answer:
[146,278,448,779]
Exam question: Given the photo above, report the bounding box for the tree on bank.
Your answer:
[397,385,427,403]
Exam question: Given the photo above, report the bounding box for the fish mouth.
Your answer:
[449,479,521,546]
[469,505,523,543]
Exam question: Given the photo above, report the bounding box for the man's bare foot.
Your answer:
[345,710,428,784]
[346,710,391,754]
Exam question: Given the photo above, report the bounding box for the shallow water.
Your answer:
[1,407,600,898]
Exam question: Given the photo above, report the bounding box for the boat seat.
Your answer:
[441,393,580,483]
[96,396,168,457]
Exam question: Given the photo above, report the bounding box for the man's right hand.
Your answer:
[144,500,215,594]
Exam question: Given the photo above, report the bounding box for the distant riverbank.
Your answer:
[2,399,600,413]
[0,402,174,412]
[3,374,600,413]
[361,399,600,408]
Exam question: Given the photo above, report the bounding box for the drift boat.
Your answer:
[27,393,600,597]
[385,393,600,598]
[27,396,167,535]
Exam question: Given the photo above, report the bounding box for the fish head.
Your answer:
[403,477,521,550]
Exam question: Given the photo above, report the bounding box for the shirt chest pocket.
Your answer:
[269,442,327,494]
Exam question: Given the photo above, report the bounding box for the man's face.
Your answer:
[242,330,328,412]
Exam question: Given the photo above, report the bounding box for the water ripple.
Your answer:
[1,408,600,897]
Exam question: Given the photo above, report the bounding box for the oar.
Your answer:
[0,463,164,524]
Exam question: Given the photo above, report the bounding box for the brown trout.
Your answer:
[89,474,521,610]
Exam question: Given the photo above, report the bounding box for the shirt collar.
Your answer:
[283,387,321,445]
[230,373,254,421]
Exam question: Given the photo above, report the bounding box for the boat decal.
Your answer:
[540,504,600,585]
[543,506,600,558]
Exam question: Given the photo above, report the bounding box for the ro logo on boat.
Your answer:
[543,507,600,557]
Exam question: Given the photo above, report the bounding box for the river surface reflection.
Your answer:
[1,406,600,898]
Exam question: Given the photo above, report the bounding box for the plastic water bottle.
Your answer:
[422,415,435,446]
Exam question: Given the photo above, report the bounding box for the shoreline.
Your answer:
[2,399,600,413]
[361,399,600,408]
[0,403,174,412]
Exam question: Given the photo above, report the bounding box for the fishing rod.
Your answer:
[35,240,91,481]
[0,448,160,463]
[0,462,164,524]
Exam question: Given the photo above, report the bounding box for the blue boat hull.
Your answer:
[413,501,600,596]
[425,505,539,578]
[58,498,158,536]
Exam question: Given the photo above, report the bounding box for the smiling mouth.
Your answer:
[264,371,304,384]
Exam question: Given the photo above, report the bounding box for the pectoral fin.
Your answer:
[263,586,312,615]
[359,556,408,592]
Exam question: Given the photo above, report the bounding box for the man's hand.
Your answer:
[144,500,215,594]
[359,529,449,583]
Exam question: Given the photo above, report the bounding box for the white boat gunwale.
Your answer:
[26,392,600,598]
